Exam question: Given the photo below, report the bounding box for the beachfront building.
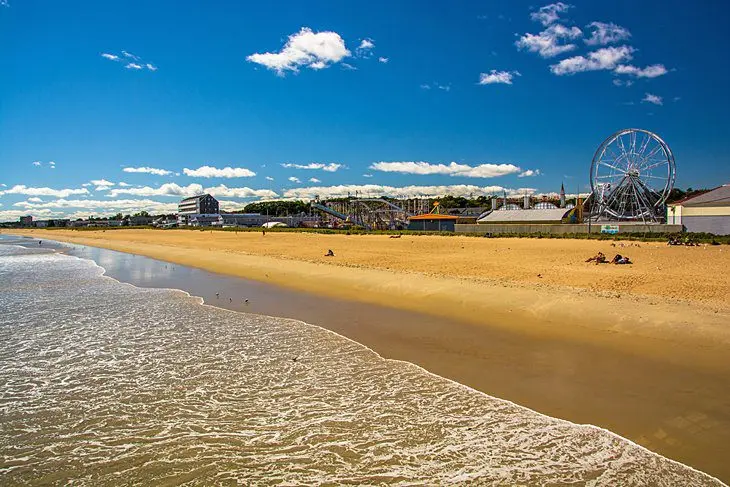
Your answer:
[127,215,154,226]
[178,194,219,215]
[177,194,220,226]
[407,213,459,231]
[19,215,33,226]
[667,184,730,235]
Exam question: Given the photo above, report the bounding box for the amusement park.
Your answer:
[12,128,729,236]
[303,128,728,235]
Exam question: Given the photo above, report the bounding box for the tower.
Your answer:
[559,183,566,208]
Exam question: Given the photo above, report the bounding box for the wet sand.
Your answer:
[5,229,730,482]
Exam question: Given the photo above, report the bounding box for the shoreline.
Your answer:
[5,229,730,481]
[2,238,725,486]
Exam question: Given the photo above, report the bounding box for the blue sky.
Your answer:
[1,0,728,219]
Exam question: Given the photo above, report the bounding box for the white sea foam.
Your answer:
[0,243,726,486]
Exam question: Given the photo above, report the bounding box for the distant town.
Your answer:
[2,185,727,236]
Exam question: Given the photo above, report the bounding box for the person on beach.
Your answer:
[585,252,606,264]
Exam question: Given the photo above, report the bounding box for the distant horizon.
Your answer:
[2,0,728,220]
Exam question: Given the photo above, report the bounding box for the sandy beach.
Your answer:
[6,228,730,481]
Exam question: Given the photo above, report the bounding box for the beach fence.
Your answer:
[455,223,683,235]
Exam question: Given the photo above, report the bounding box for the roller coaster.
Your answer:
[311,198,414,230]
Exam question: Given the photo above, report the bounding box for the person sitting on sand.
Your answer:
[611,254,632,265]
[325,249,335,257]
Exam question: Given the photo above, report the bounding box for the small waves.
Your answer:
[0,245,724,485]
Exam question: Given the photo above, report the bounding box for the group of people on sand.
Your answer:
[667,236,699,246]
[585,251,632,265]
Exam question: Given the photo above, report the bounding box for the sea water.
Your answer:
[0,238,724,486]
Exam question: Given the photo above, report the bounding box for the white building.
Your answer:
[667,184,730,235]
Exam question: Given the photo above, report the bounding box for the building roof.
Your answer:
[669,184,730,207]
[477,208,570,223]
[408,213,460,221]
[180,193,214,203]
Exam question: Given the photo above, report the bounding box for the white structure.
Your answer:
[667,184,730,235]
[477,208,571,224]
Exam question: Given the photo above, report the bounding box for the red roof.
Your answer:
[408,213,460,220]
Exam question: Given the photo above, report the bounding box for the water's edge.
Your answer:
[1,234,725,486]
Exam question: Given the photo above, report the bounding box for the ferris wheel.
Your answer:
[590,128,676,221]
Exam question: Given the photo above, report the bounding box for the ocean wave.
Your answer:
[0,244,725,486]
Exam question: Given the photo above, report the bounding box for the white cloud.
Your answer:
[48,161,55,167]
[32,161,41,167]
[90,179,114,187]
[265,176,274,181]
[109,183,202,198]
[518,169,542,178]
[0,185,90,198]
[479,70,521,85]
[530,2,571,26]
[614,64,668,78]
[288,176,301,183]
[642,93,663,106]
[378,57,389,63]
[107,182,278,200]
[612,78,634,87]
[515,24,582,58]
[585,22,631,46]
[363,174,373,178]
[204,185,277,199]
[90,179,115,191]
[370,161,522,178]
[183,165,256,178]
[309,177,321,183]
[550,45,634,75]
[247,27,351,74]
[117,182,131,187]
[13,198,178,213]
[0,209,65,221]
[122,166,173,176]
[101,51,156,71]
[420,82,451,91]
[283,184,535,200]
[281,162,342,172]
[27,197,43,203]
[122,50,140,61]
[359,39,374,50]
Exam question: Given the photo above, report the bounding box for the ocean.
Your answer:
[0,235,723,486]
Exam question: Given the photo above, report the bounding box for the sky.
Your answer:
[1,0,729,220]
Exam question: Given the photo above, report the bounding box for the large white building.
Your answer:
[667,184,730,235]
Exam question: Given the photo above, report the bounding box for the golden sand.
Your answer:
[6,228,730,480]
